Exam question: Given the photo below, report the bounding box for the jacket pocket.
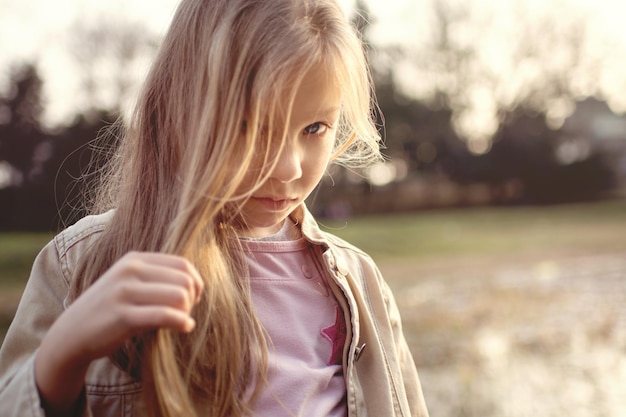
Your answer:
[86,357,143,417]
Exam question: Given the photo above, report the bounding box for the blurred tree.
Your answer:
[393,0,602,146]
[0,17,156,231]
[352,0,460,176]
[0,61,120,231]
[67,17,158,118]
[493,107,616,203]
[0,64,45,184]
[442,106,616,204]
[0,109,118,231]
[375,70,460,175]
[358,0,620,205]
[41,111,119,229]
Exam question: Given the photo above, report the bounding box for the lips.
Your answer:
[252,196,298,211]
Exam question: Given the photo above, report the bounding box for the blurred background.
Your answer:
[0,0,625,416]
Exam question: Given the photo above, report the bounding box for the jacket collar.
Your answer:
[289,203,328,246]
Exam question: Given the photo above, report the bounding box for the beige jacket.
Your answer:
[0,204,429,417]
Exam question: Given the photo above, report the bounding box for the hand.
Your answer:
[35,251,204,415]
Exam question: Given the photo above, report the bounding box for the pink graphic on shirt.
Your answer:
[321,305,347,365]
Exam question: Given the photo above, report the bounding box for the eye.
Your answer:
[303,122,328,135]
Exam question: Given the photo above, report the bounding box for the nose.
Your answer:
[271,140,303,183]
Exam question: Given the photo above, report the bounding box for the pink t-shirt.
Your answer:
[240,228,348,417]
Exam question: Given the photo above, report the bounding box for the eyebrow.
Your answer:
[308,106,341,119]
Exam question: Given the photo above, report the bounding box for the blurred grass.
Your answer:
[321,199,626,261]
[0,232,53,288]
[0,232,53,344]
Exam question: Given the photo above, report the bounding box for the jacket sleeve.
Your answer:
[0,239,90,417]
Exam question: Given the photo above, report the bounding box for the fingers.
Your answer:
[124,305,197,334]
[45,251,206,367]
[102,252,206,330]
[86,251,207,337]
[111,251,205,305]
[118,281,196,313]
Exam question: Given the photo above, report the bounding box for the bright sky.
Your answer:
[1,0,626,129]
[0,0,355,125]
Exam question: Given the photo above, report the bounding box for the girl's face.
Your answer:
[236,67,341,238]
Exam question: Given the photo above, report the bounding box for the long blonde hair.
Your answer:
[71,0,381,416]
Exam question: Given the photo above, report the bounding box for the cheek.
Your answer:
[233,166,262,197]
[305,141,335,180]
[235,152,272,192]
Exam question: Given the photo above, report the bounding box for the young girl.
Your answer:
[0,0,429,416]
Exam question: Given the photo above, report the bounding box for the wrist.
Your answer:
[35,328,91,415]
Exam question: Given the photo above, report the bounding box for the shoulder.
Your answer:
[52,210,114,284]
[302,221,382,283]
[54,211,114,256]
[318,228,370,260]
[297,204,378,271]
[318,229,385,285]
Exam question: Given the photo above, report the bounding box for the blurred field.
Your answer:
[0,232,53,343]
[1,199,625,416]
[326,199,626,417]
[322,199,626,261]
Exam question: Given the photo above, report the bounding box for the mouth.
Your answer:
[252,196,298,211]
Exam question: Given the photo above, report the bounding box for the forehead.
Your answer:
[286,66,342,121]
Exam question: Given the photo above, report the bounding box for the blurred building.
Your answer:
[561,97,626,182]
